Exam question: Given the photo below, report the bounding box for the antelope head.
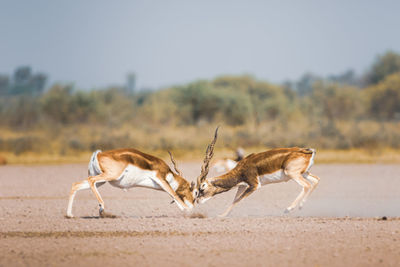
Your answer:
[168,151,197,209]
[195,126,220,204]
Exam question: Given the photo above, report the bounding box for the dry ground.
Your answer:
[0,163,400,266]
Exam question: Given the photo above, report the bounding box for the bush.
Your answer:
[366,73,400,120]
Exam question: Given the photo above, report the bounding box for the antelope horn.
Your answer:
[168,150,183,177]
[197,126,219,187]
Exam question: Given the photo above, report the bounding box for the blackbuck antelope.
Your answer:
[66,128,219,218]
[66,148,195,218]
[212,147,245,173]
[196,147,320,217]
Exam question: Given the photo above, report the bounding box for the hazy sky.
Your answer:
[1,0,400,89]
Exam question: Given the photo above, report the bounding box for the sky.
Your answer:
[1,0,400,90]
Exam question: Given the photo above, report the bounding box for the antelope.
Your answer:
[66,128,218,218]
[212,147,245,173]
[196,147,320,217]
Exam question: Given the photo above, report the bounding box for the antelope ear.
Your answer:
[190,181,195,190]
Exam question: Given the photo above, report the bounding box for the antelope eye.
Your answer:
[192,189,199,198]
[201,183,207,190]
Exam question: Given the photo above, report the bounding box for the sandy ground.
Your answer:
[0,163,400,266]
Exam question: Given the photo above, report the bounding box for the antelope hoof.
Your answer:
[65,214,74,219]
[284,208,292,214]
[99,205,104,216]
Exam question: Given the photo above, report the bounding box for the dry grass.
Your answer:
[0,152,92,165]
[1,148,400,165]
[1,122,400,165]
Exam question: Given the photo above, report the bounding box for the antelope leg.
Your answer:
[219,184,256,218]
[284,174,311,213]
[152,176,189,211]
[299,172,320,209]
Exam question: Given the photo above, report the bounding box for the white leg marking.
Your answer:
[198,196,211,204]
[285,175,311,213]
[184,199,194,210]
[299,173,320,208]
[67,180,90,218]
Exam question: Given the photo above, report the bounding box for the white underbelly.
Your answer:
[110,164,162,190]
[258,170,290,185]
[109,164,179,191]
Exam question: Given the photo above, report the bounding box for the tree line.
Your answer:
[0,51,400,155]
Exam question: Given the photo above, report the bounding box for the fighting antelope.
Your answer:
[196,147,320,217]
[66,148,196,218]
[212,147,245,173]
[66,128,219,218]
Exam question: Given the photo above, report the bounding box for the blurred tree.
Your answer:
[40,84,98,124]
[6,66,48,95]
[213,75,256,92]
[282,80,296,101]
[364,51,400,85]
[214,88,252,126]
[311,81,363,121]
[13,66,32,85]
[172,81,220,124]
[327,69,359,86]
[40,84,74,124]
[2,96,41,129]
[0,74,10,95]
[91,87,140,126]
[30,73,47,95]
[250,82,290,122]
[12,66,32,94]
[366,73,400,120]
[160,79,254,126]
[212,75,290,125]
[296,73,322,96]
[133,87,177,125]
[125,72,136,95]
